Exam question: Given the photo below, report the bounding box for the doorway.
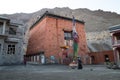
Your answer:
[104,55,109,62]
[40,51,45,64]
[91,56,95,64]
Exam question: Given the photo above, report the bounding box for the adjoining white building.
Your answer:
[0,16,25,65]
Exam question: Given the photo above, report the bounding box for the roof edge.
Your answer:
[30,11,85,29]
[109,24,120,32]
[0,16,10,21]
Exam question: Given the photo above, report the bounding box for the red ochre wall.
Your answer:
[89,50,114,64]
[27,16,89,64]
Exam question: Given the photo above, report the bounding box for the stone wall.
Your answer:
[86,31,111,41]
[0,24,25,65]
[86,31,112,52]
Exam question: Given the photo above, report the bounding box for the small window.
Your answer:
[9,27,16,35]
[64,31,73,46]
[64,31,72,40]
[117,36,120,40]
[7,44,15,54]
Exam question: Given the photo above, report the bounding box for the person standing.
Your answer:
[78,57,83,69]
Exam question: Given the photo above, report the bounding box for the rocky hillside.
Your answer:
[1,7,120,32]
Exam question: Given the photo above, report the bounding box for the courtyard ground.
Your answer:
[0,64,120,80]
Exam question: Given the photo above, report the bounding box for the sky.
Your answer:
[0,0,120,14]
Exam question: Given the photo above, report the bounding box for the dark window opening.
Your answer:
[64,31,72,40]
[0,22,3,25]
[7,44,15,54]
[9,27,16,35]
[64,31,73,46]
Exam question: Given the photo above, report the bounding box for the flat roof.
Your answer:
[0,16,10,21]
[30,11,85,29]
[109,24,120,32]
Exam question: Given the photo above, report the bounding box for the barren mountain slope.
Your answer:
[1,7,120,32]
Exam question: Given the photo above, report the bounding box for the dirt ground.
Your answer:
[0,64,120,80]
